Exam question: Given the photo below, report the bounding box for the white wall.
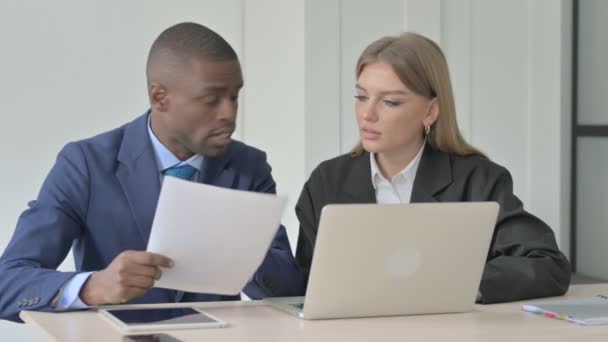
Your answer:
[576,0,608,279]
[241,0,306,248]
[0,1,243,340]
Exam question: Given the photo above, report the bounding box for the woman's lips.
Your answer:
[361,127,381,140]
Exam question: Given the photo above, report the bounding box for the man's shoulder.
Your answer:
[226,139,263,155]
[224,139,268,165]
[58,114,142,162]
[449,152,510,183]
[82,123,128,148]
[61,126,122,163]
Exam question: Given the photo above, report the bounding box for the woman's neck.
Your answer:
[375,139,425,180]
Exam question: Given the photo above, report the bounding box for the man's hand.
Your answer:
[79,251,174,305]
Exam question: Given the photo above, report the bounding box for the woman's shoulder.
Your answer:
[308,152,367,183]
[449,151,512,183]
[316,152,362,170]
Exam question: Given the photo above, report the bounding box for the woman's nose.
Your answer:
[361,102,378,121]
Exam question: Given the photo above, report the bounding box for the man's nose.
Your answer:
[218,99,238,121]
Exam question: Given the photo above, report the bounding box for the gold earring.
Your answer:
[424,124,430,136]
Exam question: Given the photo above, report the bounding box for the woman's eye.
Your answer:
[354,95,368,102]
[383,100,401,107]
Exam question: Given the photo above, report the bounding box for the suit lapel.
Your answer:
[410,144,453,203]
[116,112,161,244]
[341,152,377,204]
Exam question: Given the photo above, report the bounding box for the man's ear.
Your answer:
[424,97,439,127]
[149,83,169,112]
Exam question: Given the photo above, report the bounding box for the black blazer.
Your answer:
[295,144,570,304]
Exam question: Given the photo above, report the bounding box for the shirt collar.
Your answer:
[370,141,426,189]
[147,115,204,173]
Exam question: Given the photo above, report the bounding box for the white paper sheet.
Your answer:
[146,176,286,294]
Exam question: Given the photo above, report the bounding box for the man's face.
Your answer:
[161,58,243,158]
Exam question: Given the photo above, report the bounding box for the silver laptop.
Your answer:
[265,202,499,320]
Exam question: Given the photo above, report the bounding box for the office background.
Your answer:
[1,0,602,340]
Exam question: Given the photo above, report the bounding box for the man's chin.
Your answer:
[200,143,230,158]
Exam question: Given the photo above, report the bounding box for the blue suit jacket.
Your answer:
[0,113,304,322]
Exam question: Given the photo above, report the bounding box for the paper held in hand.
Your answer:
[147,176,287,294]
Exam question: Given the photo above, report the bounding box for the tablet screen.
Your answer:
[105,308,219,326]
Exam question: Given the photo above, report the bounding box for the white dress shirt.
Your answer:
[370,143,425,204]
[147,117,204,182]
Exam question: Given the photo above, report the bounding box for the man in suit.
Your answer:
[0,22,303,323]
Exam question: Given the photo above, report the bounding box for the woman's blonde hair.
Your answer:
[351,32,484,158]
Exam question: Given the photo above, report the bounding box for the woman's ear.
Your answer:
[424,97,439,127]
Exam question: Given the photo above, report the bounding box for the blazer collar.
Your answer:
[410,144,453,202]
[342,143,453,203]
[342,152,376,203]
[116,111,161,244]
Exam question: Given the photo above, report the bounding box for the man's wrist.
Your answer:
[79,271,101,305]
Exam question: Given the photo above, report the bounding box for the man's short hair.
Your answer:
[146,22,238,79]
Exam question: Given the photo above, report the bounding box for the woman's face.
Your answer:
[355,61,435,155]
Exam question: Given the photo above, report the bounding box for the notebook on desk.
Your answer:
[523,295,608,325]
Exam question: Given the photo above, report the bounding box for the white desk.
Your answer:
[21,284,608,341]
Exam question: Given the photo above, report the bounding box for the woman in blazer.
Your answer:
[294,32,570,304]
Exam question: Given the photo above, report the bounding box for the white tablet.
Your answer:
[99,307,226,332]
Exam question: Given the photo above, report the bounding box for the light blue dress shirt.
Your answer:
[56,115,204,309]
